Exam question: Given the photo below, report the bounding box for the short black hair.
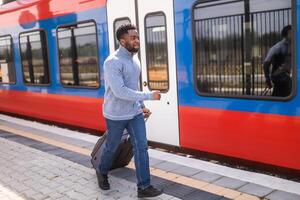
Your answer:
[116,24,137,41]
[281,25,291,38]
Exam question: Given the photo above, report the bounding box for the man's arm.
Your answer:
[263,46,278,88]
[263,61,272,88]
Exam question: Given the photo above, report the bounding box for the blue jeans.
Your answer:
[98,113,150,189]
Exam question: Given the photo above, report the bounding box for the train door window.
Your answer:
[20,30,50,85]
[145,12,169,92]
[57,21,100,88]
[193,0,293,99]
[0,35,15,84]
[114,18,131,50]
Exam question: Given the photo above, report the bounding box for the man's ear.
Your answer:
[119,38,125,46]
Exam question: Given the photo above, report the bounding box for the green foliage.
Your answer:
[2,0,16,4]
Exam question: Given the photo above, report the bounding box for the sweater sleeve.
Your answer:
[104,59,153,101]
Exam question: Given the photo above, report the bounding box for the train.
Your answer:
[0,0,299,174]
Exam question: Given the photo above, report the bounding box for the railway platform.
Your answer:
[0,114,299,200]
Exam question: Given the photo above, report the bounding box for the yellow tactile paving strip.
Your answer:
[0,125,91,156]
[0,125,264,200]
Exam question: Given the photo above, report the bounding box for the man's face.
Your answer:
[120,29,140,53]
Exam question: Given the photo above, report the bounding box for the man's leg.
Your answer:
[127,113,150,188]
[273,80,291,97]
[272,83,281,96]
[97,118,127,189]
[127,113,163,197]
[282,78,292,97]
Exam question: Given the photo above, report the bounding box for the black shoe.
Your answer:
[96,171,110,190]
[138,185,163,198]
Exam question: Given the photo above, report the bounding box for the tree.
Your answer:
[2,0,16,4]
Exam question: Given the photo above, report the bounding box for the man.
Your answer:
[97,24,163,198]
[263,25,292,97]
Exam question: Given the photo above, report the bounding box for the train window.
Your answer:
[0,35,15,84]
[145,12,169,92]
[20,30,50,85]
[114,18,131,50]
[57,21,99,88]
[193,0,294,99]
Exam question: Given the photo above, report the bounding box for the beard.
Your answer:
[124,43,139,53]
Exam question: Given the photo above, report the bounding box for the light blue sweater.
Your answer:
[102,46,154,120]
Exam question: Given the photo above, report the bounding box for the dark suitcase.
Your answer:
[91,130,133,170]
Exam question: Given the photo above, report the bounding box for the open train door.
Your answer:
[137,0,179,146]
[107,0,179,146]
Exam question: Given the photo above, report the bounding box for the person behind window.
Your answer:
[263,25,292,97]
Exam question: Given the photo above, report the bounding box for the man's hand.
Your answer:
[142,108,151,118]
[152,91,161,100]
[266,79,273,89]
